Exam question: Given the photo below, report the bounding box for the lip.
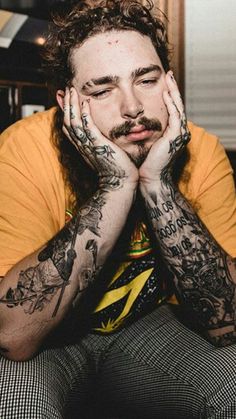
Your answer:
[126,129,154,141]
[129,125,146,133]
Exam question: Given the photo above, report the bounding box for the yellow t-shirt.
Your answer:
[0,108,235,332]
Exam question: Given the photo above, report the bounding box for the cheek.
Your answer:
[155,78,169,126]
[89,103,112,136]
[159,99,169,128]
[145,91,168,127]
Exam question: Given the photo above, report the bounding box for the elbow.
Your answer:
[0,334,40,361]
[206,327,236,348]
[2,349,39,362]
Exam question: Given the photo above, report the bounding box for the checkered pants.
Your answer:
[1,304,236,418]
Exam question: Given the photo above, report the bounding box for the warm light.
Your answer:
[36,36,45,45]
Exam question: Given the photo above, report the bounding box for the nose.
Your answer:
[120,88,144,120]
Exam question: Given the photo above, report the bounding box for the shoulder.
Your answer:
[186,121,231,182]
[0,107,63,187]
[187,121,224,158]
[180,121,233,203]
[189,120,232,176]
[0,107,56,152]
[0,107,59,168]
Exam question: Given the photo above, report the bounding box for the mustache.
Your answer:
[109,116,162,140]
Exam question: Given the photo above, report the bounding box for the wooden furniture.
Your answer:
[141,0,185,97]
[0,79,48,132]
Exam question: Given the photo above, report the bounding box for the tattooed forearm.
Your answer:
[145,175,236,345]
[0,189,114,317]
[72,238,102,309]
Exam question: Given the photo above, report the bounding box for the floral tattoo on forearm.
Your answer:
[0,119,127,317]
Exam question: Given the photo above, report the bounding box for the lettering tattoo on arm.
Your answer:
[147,180,236,345]
[145,135,236,346]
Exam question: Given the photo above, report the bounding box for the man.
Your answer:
[0,0,235,417]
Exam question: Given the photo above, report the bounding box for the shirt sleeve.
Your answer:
[0,111,65,277]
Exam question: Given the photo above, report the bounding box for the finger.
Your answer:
[163,90,181,135]
[163,91,191,153]
[63,89,90,152]
[69,88,88,145]
[63,87,71,130]
[80,100,128,175]
[69,87,82,124]
[180,112,191,145]
[69,90,103,168]
[80,100,106,144]
[60,88,95,169]
[63,90,80,147]
[166,72,190,143]
[163,91,191,152]
[166,71,184,115]
[63,91,82,148]
[62,124,79,149]
[63,122,94,168]
[63,88,83,146]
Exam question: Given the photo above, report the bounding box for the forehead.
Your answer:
[71,30,162,83]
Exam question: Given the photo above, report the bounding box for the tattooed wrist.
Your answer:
[99,172,126,191]
[208,329,236,347]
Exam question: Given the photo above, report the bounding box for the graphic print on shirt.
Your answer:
[91,220,171,333]
[91,252,169,333]
[65,208,171,333]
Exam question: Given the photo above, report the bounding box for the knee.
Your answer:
[0,356,64,418]
[195,350,236,418]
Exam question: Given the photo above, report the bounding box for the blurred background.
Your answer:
[0,0,235,174]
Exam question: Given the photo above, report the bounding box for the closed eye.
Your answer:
[139,78,158,86]
[91,89,112,99]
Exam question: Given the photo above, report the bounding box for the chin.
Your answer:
[125,142,150,168]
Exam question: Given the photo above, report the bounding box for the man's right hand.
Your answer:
[0,87,139,361]
[63,87,139,191]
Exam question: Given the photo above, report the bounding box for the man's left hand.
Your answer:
[139,71,190,188]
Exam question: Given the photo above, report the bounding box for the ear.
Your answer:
[56,89,65,111]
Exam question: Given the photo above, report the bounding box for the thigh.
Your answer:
[0,343,92,419]
[97,305,236,418]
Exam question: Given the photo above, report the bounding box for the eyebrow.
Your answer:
[131,64,162,79]
[81,64,162,93]
[81,75,119,93]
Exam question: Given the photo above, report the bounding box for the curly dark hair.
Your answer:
[43,0,188,212]
[44,0,170,92]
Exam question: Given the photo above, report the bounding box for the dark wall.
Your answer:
[0,0,56,20]
[226,151,236,186]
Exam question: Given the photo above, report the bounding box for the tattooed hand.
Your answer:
[63,87,138,190]
[139,71,190,187]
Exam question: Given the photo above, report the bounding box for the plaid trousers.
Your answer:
[1,304,236,418]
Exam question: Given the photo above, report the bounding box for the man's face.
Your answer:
[71,30,169,165]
